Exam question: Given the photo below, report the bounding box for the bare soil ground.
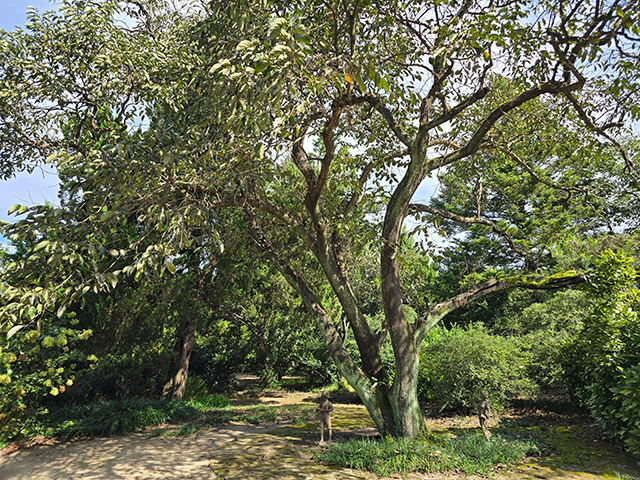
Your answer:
[1,390,639,480]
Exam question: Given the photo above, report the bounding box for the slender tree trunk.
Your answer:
[162,319,197,400]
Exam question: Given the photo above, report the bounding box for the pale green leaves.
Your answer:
[7,204,28,216]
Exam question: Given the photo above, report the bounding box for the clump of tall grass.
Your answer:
[49,397,200,438]
[46,396,315,439]
[187,393,230,410]
[318,431,546,477]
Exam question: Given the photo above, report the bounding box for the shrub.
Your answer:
[418,324,536,411]
[518,330,572,390]
[560,250,640,456]
[0,311,94,444]
[61,353,170,403]
[189,328,250,392]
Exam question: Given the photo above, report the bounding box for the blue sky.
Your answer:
[1,0,60,230]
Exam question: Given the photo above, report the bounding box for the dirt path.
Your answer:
[1,391,639,480]
[0,422,271,480]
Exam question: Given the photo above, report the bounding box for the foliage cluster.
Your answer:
[418,325,537,411]
[0,306,95,442]
[319,432,545,477]
[560,250,640,456]
[59,353,170,403]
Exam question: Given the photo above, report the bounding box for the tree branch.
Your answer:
[416,271,587,344]
[342,148,409,216]
[427,79,584,172]
[407,204,532,262]
[494,145,589,194]
[368,98,413,147]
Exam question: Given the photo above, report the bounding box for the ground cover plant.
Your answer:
[34,394,317,441]
[318,431,546,477]
[46,397,201,438]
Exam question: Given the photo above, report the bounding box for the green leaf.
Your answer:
[8,204,21,214]
[34,240,50,251]
[236,39,253,51]
[166,262,176,274]
[7,324,25,339]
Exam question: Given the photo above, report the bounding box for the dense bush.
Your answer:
[518,329,574,390]
[60,353,171,403]
[560,250,640,456]
[189,326,251,392]
[418,324,536,411]
[0,310,94,444]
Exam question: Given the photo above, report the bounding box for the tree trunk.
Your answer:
[162,319,197,400]
[389,342,423,438]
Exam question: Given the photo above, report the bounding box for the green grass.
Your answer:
[41,396,316,439]
[200,403,316,427]
[48,397,201,438]
[186,393,230,409]
[318,431,547,477]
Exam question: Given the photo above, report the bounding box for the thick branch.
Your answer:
[419,87,490,135]
[342,148,409,216]
[307,95,374,210]
[291,113,324,189]
[416,271,588,344]
[368,98,413,147]
[427,79,584,172]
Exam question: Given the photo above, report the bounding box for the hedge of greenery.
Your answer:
[560,250,640,457]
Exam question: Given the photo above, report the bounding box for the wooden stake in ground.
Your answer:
[478,390,492,440]
[318,391,334,444]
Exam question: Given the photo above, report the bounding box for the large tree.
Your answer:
[1,0,639,437]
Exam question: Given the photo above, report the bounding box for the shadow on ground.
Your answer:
[210,399,640,480]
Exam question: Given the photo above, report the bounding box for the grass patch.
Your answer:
[42,396,316,440]
[48,397,200,438]
[318,431,547,477]
[201,403,316,427]
[187,393,230,409]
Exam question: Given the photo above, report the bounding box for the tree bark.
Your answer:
[162,319,197,400]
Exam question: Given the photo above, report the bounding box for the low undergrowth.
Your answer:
[200,403,316,427]
[318,431,547,478]
[38,395,316,440]
[48,397,201,438]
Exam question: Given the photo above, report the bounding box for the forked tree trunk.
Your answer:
[162,320,197,400]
